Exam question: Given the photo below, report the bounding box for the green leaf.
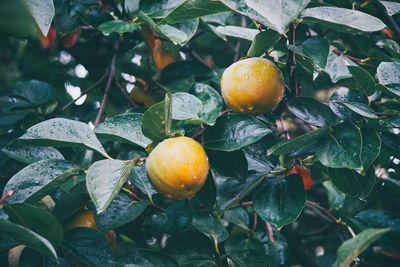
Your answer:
[223,208,250,230]
[2,159,83,204]
[13,80,56,107]
[267,127,329,155]
[322,181,345,210]
[220,0,311,34]
[315,122,362,169]
[190,83,223,126]
[253,174,306,229]
[328,168,375,199]
[228,250,276,267]
[160,60,217,83]
[86,158,138,213]
[325,47,358,83]
[300,6,386,34]
[287,97,336,127]
[354,210,400,233]
[129,162,158,198]
[288,37,329,71]
[207,150,248,183]
[192,212,229,243]
[3,203,63,248]
[380,131,400,151]
[334,101,378,119]
[360,128,381,172]
[377,62,400,99]
[215,26,259,41]
[194,172,216,211]
[157,19,199,46]
[332,228,391,267]
[376,39,400,59]
[347,66,377,96]
[2,144,64,164]
[141,94,172,143]
[149,202,193,234]
[110,249,179,266]
[23,0,54,36]
[62,228,112,266]
[0,219,57,261]
[172,92,203,120]
[329,87,368,121]
[381,1,400,16]
[94,194,148,232]
[94,113,151,148]
[160,0,231,24]
[15,118,109,158]
[204,114,271,152]
[52,181,90,223]
[247,29,281,57]
[98,20,138,35]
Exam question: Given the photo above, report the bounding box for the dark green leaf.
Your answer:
[86,158,137,213]
[3,203,63,248]
[380,131,400,151]
[172,92,203,120]
[15,118,109,158]
[228,250,277,267]
[94,194,148,232]
[24,0,54,36]
[194,172,216,210]
[62,228,112,266]
[360,128,381,171]
[0,219,57,261]
[354,210,400,233]
[328,168,375,199]
[129,162,158,198]
[190,83,223,126]
[160,60,216,82]
[376,39,400,58]
[98,20,138,34]
[2,144,64,164]
[267,127,329,155]
[287,97,336,127]
[381,1,400,16]
[325,47,357,83]
[315,122,362,169]
[253,174,306,229]
[220,0,311,34]
[13,80,56,107]
[300,7,386,34]
[329,87,368,121]
[2,159,83,204]
[288,37,329,70]
[94,113,151,148]
[110,249,179,266]
[204,114,271,152]
[141,94,172,143]
[192,212,229,243]
[335,101,378,119]
[322,181,345,210]
[332,228,391,267]
[248,29,281,57]
[207,150,248,183]
[347,66,377,96]
[160,0,231,24]
[223,208,250,230]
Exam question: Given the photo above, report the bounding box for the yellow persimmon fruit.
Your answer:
[64,210,116,252]
[220,57,285,115]
[146,136,209,200]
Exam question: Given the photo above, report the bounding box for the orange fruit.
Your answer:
[288,165,313,190]
[146,137,209,200]
[220,57,284,114]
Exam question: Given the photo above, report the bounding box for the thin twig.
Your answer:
[115,80,138,108]
[280,116,291,139]
[94,42,119,126]
[229,201,253,209]
[55,72,108,115]
[0,188,18,203]
[252,211,258,232]
[266,222,274,242]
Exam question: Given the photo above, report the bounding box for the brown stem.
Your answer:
[280,116,291,139]
[252,211,258,232]
[55,72,108,115]
[0,188,18,203]
[94,42,119,126]
[266,222,274,242]
[229,201,253,209]
[115,80,138,108]
[333,47,363,63]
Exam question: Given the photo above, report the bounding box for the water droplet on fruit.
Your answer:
[244,73,249,80]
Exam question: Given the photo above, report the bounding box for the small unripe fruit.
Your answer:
[220,57,284,115]
[146,137,209,200]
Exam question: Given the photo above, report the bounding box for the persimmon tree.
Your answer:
[0,0,400,266]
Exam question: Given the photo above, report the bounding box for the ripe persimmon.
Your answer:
[220,57,284,115]
[146,137,209,200]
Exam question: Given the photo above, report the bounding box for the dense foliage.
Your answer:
[1,0,400,266]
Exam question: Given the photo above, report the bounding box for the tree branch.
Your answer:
[94,42,119,126]
[115,80,138,108]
